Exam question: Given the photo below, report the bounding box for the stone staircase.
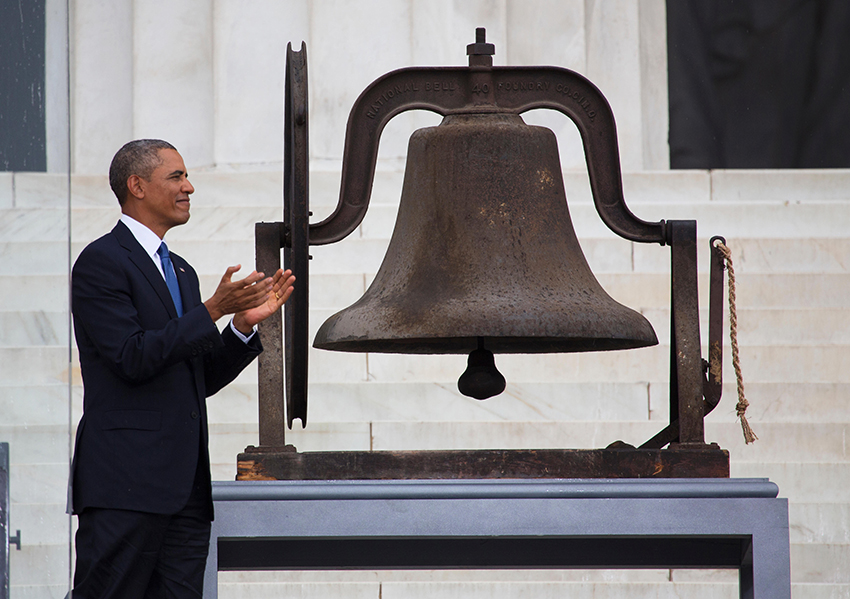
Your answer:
[1,167,848,597]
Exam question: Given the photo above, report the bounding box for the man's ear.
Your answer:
[126,174,145,200]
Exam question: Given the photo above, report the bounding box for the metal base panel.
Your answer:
[204,478,791,599]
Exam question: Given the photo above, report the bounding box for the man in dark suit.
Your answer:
[69,139,295,597]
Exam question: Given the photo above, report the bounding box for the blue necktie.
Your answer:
[157,242,184,317]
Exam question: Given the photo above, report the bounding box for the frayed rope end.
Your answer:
[739,414,758,444]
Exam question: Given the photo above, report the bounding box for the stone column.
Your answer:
[213,1,310,167]
[638,0,669,170]
[45,0,69,173]
[72,0,133,174]
[133,0,214,167]
[507,0,586,170]
[585,0,668,171]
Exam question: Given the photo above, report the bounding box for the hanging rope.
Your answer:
[714,240,758,444]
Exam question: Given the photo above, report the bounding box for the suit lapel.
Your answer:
[171,253,198,312]
[112,221,180,319]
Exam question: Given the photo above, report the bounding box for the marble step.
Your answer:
[0,383,71,427]
[299,303,847,346]
[18,198,843,244]
[0,206,277,243]
[7,552,846,596]
[4,235,847,285]
[8,302,844,375]
[349,201,850,241]
[299,272,850,310]
[643,307,849,345]
[6,168,849,208]
[2,501,68,548]
[292,305,847,345]
[2,267,847,317]
[252,344,835,388]
[791,503,850,545]
[692,169,850,204]
[1,171,284,209]
[213,580,740,599]
[5,349,845,430]
[213,580,850,599]
[206,420,850,465]
[257,271,850,311]
[9,339,842,390]
[730,462,850,504]
[296,342,849,384]
[312,167,850,207]
[0,185,850,247]
[226,167,850,209]
[6,386,842,459]
[14,346,842,428]
[70,235,845,276]
[217,569,726,584]
[6,165,850,207]
[208,381,850,426]
[791,545,850,584]
[304,237,850,278]
[8,544,70,590]
[0,551,739,594]
[212,580,847,598]
[0,311,69,346]
[210,380,658,426]
[212,565,849,585]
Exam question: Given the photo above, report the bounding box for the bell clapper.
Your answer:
[458,338,506,400]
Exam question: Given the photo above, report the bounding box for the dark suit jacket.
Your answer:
[70,221,261,517]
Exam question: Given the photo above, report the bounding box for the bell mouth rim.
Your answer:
[313,334,659,355]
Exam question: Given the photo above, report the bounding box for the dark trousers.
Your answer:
[72,466,212,599]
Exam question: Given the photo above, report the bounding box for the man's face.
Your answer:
[135,148,194,237]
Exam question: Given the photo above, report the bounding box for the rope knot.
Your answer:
[714,239,758,444]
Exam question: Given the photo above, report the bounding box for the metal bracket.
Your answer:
[641,233,726,449]
[308,62,665,246]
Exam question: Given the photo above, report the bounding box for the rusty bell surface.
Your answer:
[313,112,658,361]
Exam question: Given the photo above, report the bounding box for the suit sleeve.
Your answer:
[72,243,223,385]
[203,324,263,397]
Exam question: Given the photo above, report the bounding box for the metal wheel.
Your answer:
[284,42,309,427]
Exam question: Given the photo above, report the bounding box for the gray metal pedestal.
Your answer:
[205,478,790,598]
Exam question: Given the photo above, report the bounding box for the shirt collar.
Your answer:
[120,213,165,260]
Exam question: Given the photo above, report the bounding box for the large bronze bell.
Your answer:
[314,112,657,358]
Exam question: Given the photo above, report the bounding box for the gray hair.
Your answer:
[109,139,177,205]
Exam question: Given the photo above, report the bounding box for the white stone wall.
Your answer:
[2,0,848,597]
[70,0,667,175]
